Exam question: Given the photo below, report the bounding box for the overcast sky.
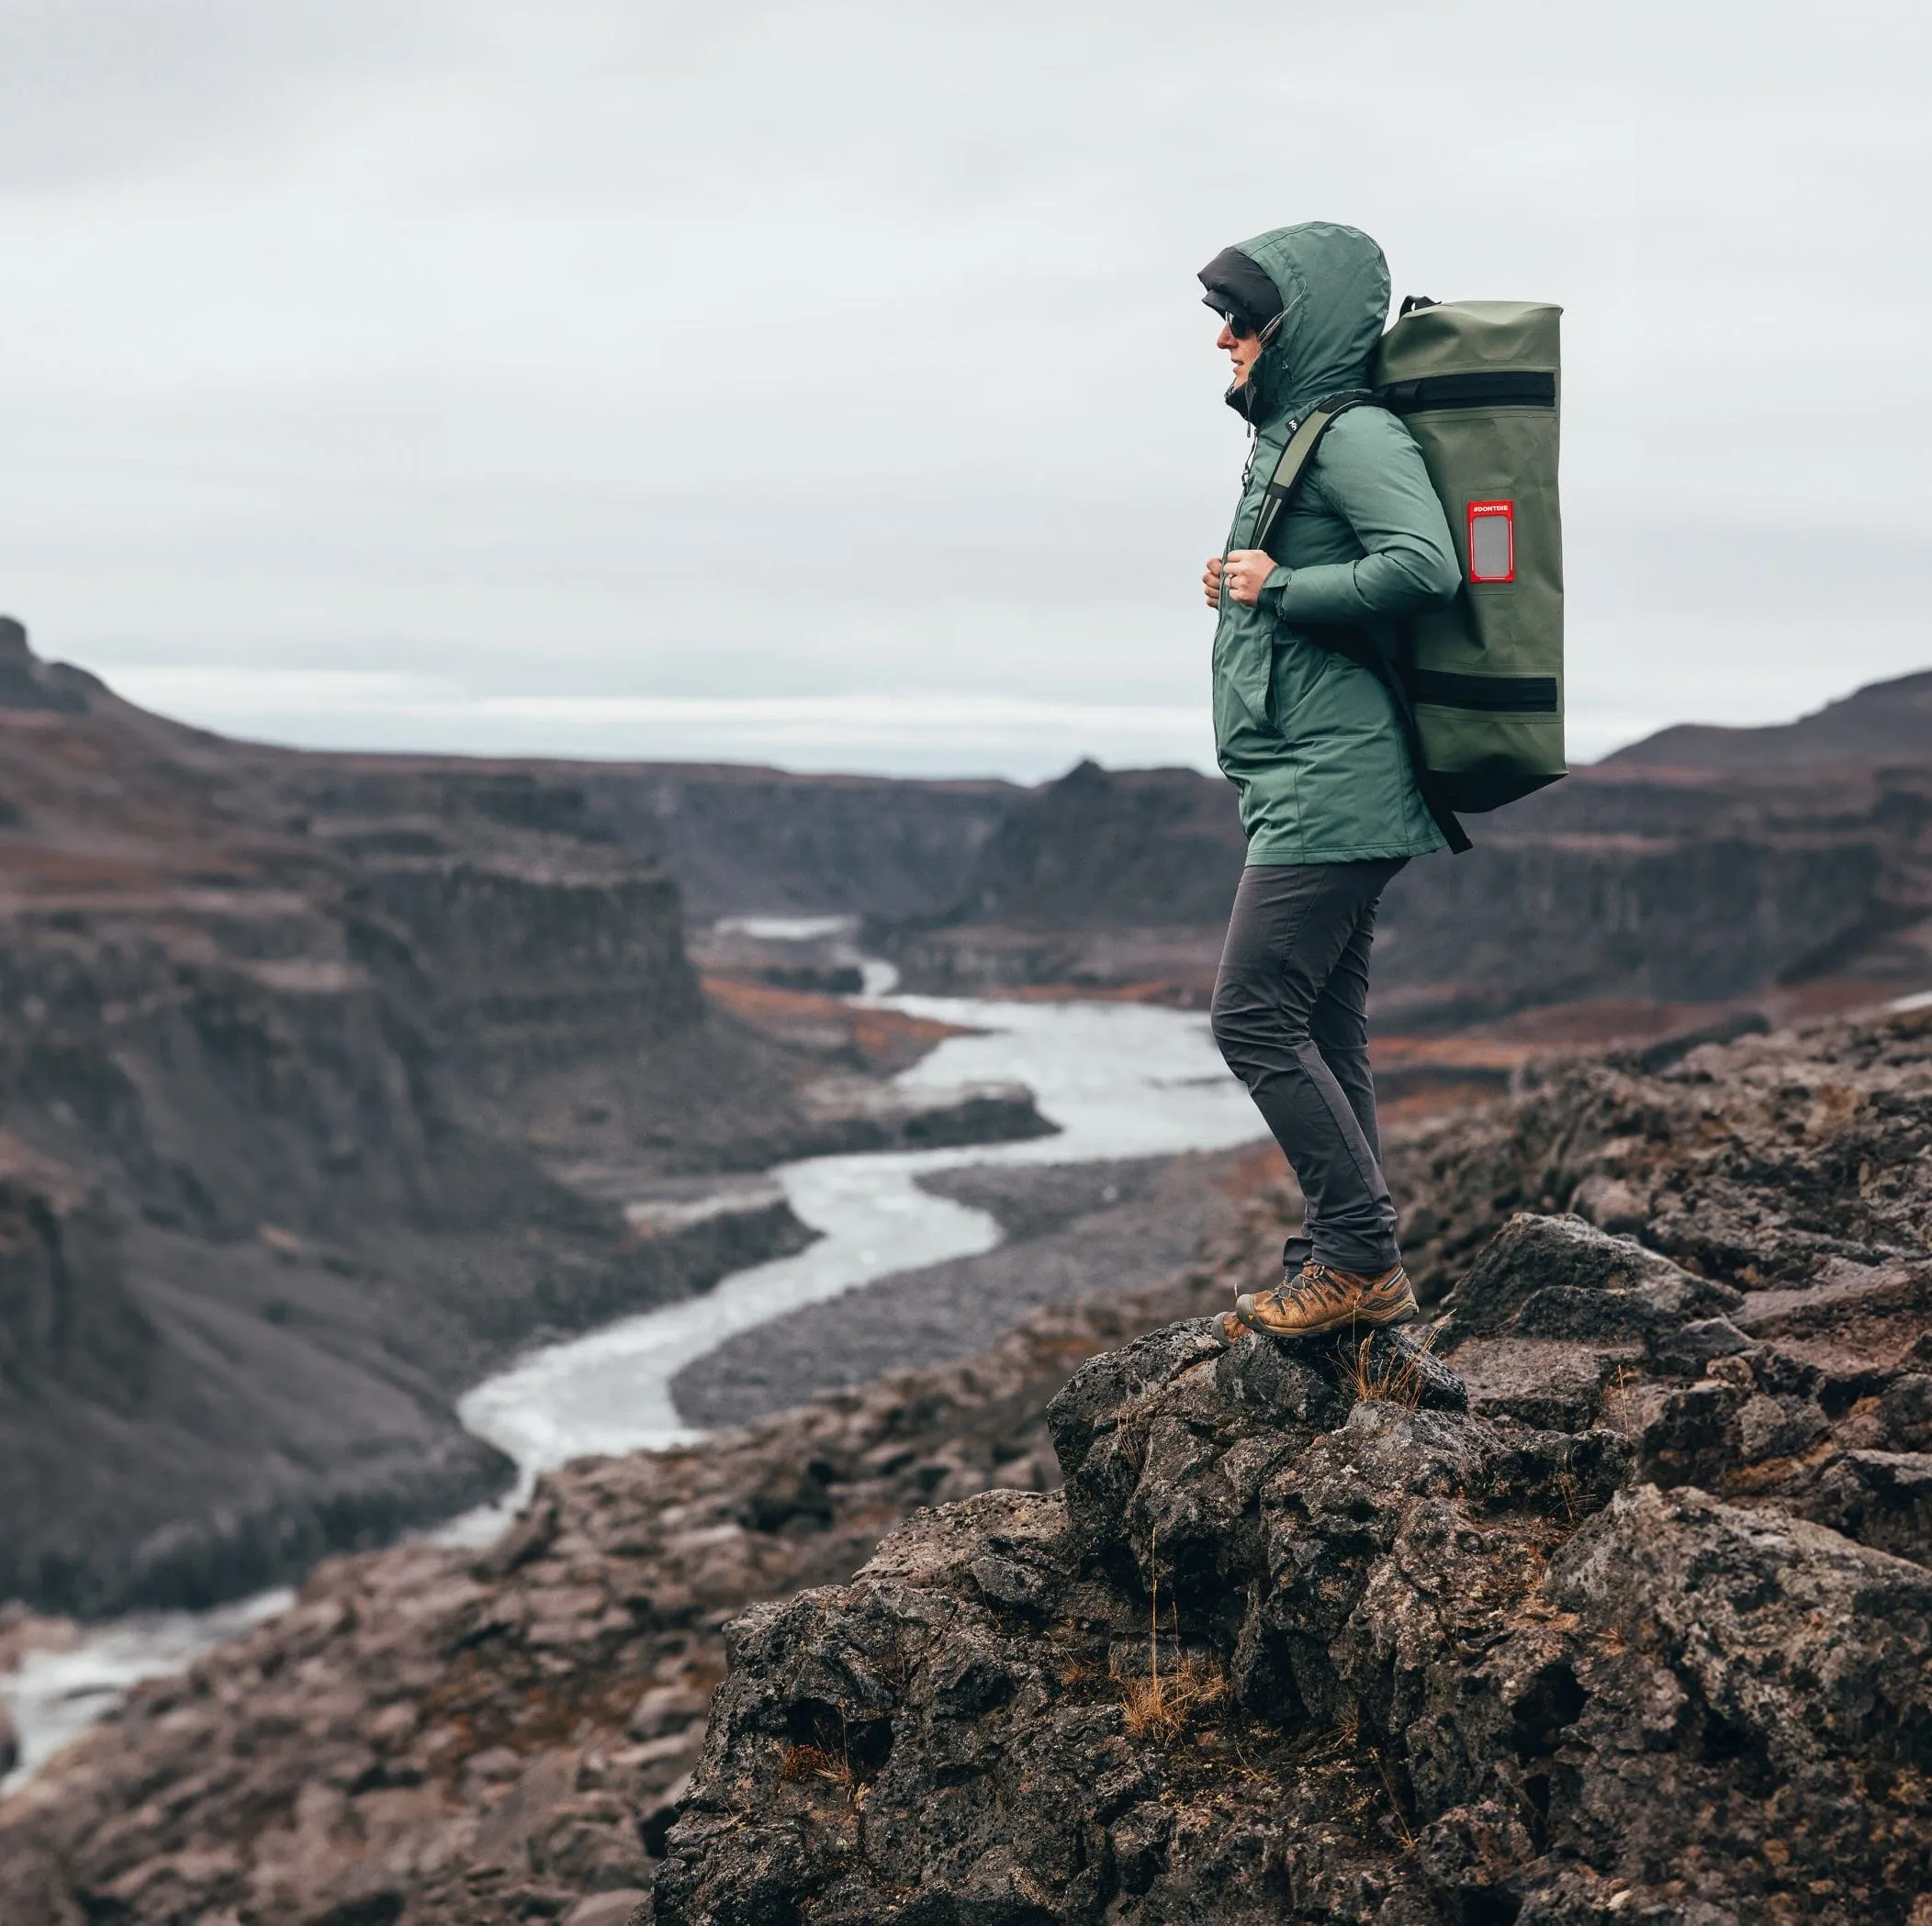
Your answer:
[1,0,1926,778]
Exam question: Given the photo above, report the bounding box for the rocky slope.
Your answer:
[663,1005,1932,1925]
[0,621,1044,1614]
[886,668,1932,1020]
[1610,666,1932,770]
[4,1001,1926,1923]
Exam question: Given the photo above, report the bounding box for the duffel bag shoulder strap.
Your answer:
[1249,388,1472,857]
[1251,389,1376,554]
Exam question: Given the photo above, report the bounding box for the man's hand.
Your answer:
[1202,554,1224,608]
[1220,550,1275,606]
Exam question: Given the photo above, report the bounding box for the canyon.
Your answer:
[1,998,1926,1922]
[0,619,1041,1616]
[2,621,1930,1920]
[2,622,1928,1618]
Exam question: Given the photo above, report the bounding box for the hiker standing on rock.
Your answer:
[1199,222,1460,1340]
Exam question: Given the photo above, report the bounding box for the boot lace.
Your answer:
[1262,1263,1343,1317]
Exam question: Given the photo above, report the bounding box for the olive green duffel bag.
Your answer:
[1253,297,1566,851]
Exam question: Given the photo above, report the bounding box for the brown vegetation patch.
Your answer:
[1343,1321,1448,1407]
[1117,1652,1228,1743]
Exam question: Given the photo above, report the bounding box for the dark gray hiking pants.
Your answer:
[1209,859,1408,1276]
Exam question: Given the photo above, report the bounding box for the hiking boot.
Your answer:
[1234,1260,1418,1339]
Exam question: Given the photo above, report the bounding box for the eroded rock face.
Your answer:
[1391,1003,1932,1303]
[884,683,1932,1005]
[0,626,1050,1612]
[660,1298,1928,1925]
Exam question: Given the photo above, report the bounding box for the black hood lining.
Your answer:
[1197,246,1284,337]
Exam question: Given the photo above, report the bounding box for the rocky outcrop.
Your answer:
[0,615,88,714]
[650,1007,1932,1921]
[668,1456,1926,1924]
[883,762,1241,995]
[660,1202,1931,1925]
[1387,993,1932,1302]
[6,1007,1929,1922]
[906,761,1244,934]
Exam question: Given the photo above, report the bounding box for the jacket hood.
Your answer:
[1219,222,1391,427]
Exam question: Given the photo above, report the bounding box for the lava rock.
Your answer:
[1794,1450,1932,1566]
[1446,1211,1745,1344]
[659,1326,1930,1923]
[1450,1337,1630,1432]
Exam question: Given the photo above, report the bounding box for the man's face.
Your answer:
[1218,315,1264,386]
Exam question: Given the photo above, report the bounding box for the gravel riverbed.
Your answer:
[670,1146,1275,1428]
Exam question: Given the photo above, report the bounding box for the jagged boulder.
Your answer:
[659,1293,1930,1924]
[1429,1211,1932,1574]
[1443,1210,1745,1347]
[1394,1005,1932,1302]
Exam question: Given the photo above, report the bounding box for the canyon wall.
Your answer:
[0,625,858,1611]
[579,765,1017,921]
[6,617,1926,1616]
[886,668,1932,1017]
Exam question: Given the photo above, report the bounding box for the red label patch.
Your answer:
[1467,500,1515,584]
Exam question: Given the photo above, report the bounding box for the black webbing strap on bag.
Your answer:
[1249,391,1472,856]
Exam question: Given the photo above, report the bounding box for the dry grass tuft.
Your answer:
[1344,1321,1445,1407]
[1117,1522,1227,1742]
[1600,1363,1646,1438]
[1118,1651,1227,1741]
[779,1741,852,1786]
[1294,1701,1416,1849]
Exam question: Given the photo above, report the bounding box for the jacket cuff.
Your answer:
[1259,565,1294,612]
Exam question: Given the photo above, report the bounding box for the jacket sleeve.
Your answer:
[1258,408,1461,624]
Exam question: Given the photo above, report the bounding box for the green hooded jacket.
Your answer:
[1210,222,1459,865]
